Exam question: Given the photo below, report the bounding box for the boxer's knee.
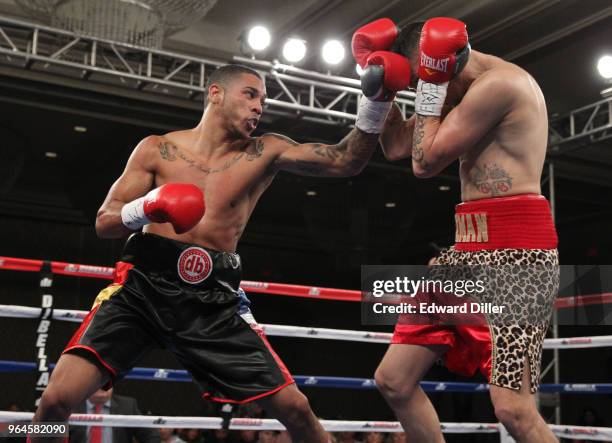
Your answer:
[375,367,417,406]
[494,401,537,438]
[281,391,315,427]
[37,386,74,422]
[262,387,316,430]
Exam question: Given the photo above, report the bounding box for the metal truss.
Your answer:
[0,15,414,126]
[3,14,609,151]
[548,95,612,154]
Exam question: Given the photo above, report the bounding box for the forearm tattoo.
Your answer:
[470,163,513,196]
[314,128,378,173]
[268,130,377,175]
[412,115,430,170]
[158,139,263,174]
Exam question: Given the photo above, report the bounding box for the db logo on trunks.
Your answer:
[177,247,213,284]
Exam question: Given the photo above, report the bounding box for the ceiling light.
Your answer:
[322,40,345,65]
[73,126,87,132]
[597,55,612,79]
[306,190,317,196]
[247,26,271,51]
[385,202,396,208]
[282,38,307,63]
[45,152,58,158]
[439,185,450,191]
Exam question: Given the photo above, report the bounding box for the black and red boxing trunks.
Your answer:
[393,194,559,393]
[63,233,293,403]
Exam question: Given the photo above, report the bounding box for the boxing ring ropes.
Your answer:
[0,256,611,441]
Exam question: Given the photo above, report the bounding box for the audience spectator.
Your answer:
[69,387,159,443]
[160,428,185,443]
[257,430,276,443]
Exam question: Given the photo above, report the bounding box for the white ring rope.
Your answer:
[1,411,612,440]
[1,304,611,350]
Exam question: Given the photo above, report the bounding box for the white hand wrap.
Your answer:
[120,196,150,230]
[355,96,393,134]
[415,79,449,117]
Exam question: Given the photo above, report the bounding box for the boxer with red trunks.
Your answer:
[31,63,411,442]
[356,18,559,443]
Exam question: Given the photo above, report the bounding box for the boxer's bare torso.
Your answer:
[126,131,328,252]
[382,51,549,201]
[96,72,379,252]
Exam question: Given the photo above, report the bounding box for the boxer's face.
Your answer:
[221,73,267,138]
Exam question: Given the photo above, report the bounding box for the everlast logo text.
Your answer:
[421,53,449,73]
[455,213,488,242]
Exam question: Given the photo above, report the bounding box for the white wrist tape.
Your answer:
[121,196,150,230]
[415,79,449,116]
[355,96,393,134]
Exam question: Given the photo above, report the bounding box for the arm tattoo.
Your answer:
[336,128,380,171]
[412,115,429,170]
[293,159,325,176]
[311,141,348,160]
[326,128,378,173]
[159,142,177,161]
[470,163,513,196]
[269,129,377,175]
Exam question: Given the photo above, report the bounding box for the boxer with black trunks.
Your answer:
[31,63,411,442]
[355,18,559,443]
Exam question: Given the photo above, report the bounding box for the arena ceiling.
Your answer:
[0,0,611,264]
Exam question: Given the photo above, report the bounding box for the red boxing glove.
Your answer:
[418,17,470,84]
[121,183,205,234]
[352,18,399,68]
[356,51,411,133]
[362,50,411,100]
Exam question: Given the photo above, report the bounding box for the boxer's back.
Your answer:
[458,59,548,201]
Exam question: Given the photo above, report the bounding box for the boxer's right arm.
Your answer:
[95,136,157,239]
[380,105,416,161]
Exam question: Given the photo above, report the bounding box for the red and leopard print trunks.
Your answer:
[393,194,559,393]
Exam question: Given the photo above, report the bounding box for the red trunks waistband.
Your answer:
[454,194,558,251]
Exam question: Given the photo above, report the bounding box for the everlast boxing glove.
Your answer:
[415,17,470,116]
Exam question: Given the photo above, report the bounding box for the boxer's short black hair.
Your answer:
[206,64,263,89]
[392,21,425,59]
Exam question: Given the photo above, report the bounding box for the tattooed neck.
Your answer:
[158,139,264,175]
[469,162,513,196]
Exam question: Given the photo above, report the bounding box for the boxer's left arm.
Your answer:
[262,129,379,177]
[411,74,514,178]
[268,24,412,177]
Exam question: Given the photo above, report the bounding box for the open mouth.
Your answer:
[246,118,258,132]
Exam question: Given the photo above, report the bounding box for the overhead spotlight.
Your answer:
[322,39,345,65]
[439,185,451,191]
[355,63,364,76]
[306,190,317,196]
[73,125,87,132]
[247,26,271,51]
[45,152,58,158]
[282,38,307,63]
[385,202,396,208]
[597,55,612,79]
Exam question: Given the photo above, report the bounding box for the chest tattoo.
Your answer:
[158,139,265,175]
